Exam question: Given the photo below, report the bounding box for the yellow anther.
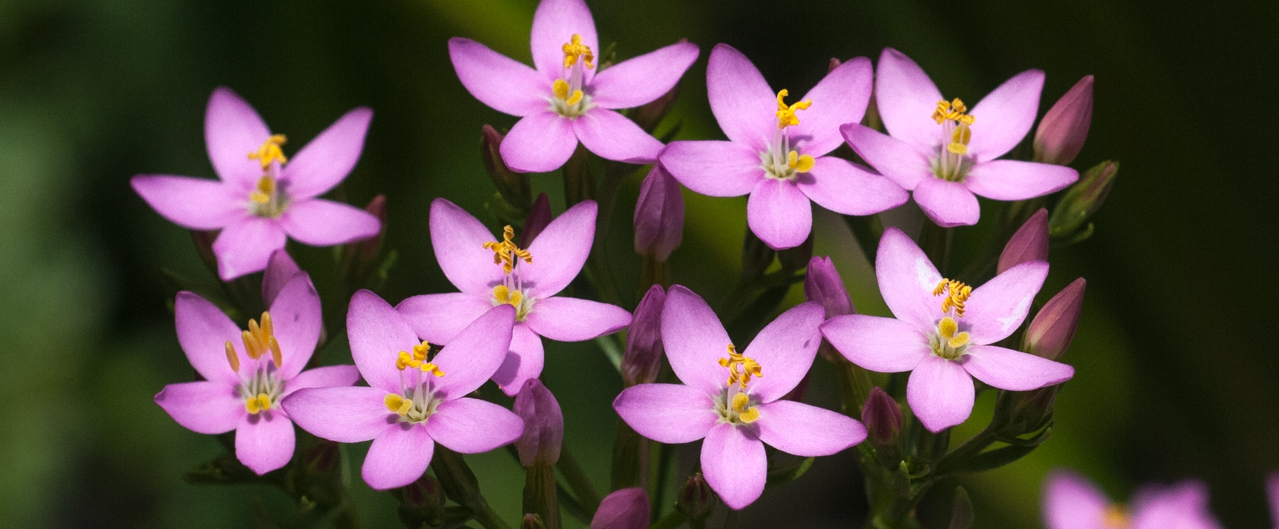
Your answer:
[938,316,958,339]
[420,362,445,377]
[492,285,524,309]
[718,344,763,389]
[395,342,446,377]
[561,34,595,70]
[413,342,431,362]
[775,89,812,129]
[932,99,974,125]
[248,134,289,170]
[239,311,280,365]
[384,394,412,416]
[482,226,533,274]
[947,332,971,349]
[250,175,275,204]
[224,340,241,372]
[731,392,760,424]
[553,79,571,100]
[933,279,973,317]
[1102,505,1131,529]
[396,351,414,371]
[787,150,816,173]
[245,396,262,415]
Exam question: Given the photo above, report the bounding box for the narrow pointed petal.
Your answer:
[425,397,524,453]
[907,355,974,432]
[284,365,361,395]
[500,111,579,173]
[740,302,824,403]
[363,424,435,490]
[701,423,766,510]
[591,488,650,529]
[525,296,631,342]
[530,0,598,81]
[968,69,1044,160]
[914,177,980,227]
[268,273,323,379]
[282,107,372,199]
[839,123,933,190]
[175,291,244,385]
[755,400,867,456]
[747,178,812,250]
[962,345,1074,391]
[1042,470,1111,529]
[396,293,493,344]
[613,383,717,444]
[659,141,763,197]
[707,44,776,152]
[131,175,246,230]
[875,48,944,149]
[592,42,700,109]
[449,37,550,117]
[212,217,287,280]
[205,87,271,188]
[429,198,506,296]
[574,108,664,163]
[261,250,301,307]
[155,381,243,434]
[965,260,1049,344]
[493,323,545,395]
[820,315,931,373]
[235,413,295,475]
[663,286,734,395]
[965,160,1079,201]
[797,156,909,216]
[347,290,422,393]
[793,56,873,156]
[279,199,381,246]
[522,200,597,298]
[281,386,389,443]
[874,228,944,329]
[430,305,516,398]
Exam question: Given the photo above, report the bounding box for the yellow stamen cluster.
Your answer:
[226,311,282,369]
[731,393,760,424]
[787,150,816,173]
[248,134,289,171]
[482,225,533,274]
[492,285,524,309]
[937,316,971,349]
[395,342,445,377]
[932,99,975,155]
[933,279,973,317]
[775,89,812,129]
[1102,505,1131,529]
[561,34,595,70]
[552,79,585,106]
[718,344,762,389]
[250,175,276,204]
[245,393,273,414]
[384,394,414,416]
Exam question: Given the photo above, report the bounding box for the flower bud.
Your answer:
[522,513,547,529]
[514,379,563,467]
[262,249,301,307]
[482,124,531,212]
[828,57,842,73]
[1023,278,1086,360]
[354,194,387,267]
[520,193,553,249]
[592,488,650,529]
[777,231,814,274]
[675,473,716,521]
[190,229,219,277]
[997,209,1049,274]
[633,164,684,262]
[995,386,1058,436]
[740,229,775,281]
[804,256,855,319]
[1034,75,1094,166]
[862,387,902,458]
[1049,160,1118,238]
[395,473,447,528]
[622,285,665,386]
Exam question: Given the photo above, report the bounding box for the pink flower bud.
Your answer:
[591,488,650,529]
[355,194,387,265]
[1034,75,1093,166]
[622,285,665,386]
[997,209,1050,274]
[828,57,842,73]
[804,256,855,319]
[862,387,902,449]
[676,473,717,521]
[1023,278,1086,360]
[514,379,563,467]
[520,193,553,248]
[262,249,301,306]
[633,164,684,261]
[522,513,546,529]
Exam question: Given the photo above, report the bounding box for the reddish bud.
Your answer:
[828,57,842,73]
[1023,278,1086,360]
[997,209,1050,274]
[804,256,855,319]
[520,193,553,248]
[862,387,903,451]
[633,164,684,262]
[675,473,717,521]
[592,488,650,529]
[1034,75,1094,166]
[261,249,301,306]
[622,285,665,386]
[514,379,563,467]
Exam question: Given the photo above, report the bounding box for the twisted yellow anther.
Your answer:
[561,34,595,70]
[932,99,974,125]
[395,342,445,377]
[240,312,282,368]
[482,226,533,274]
[775,89,812,129]
[718,344,763,389]
[933,279,973,317]
[248,134,288,170]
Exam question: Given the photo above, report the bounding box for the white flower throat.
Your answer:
[930,99,976,183]
[713,344,763,426]
[384,341,446,424]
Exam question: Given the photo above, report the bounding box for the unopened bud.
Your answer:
[395,473,447,527]
[354,194,387,267]
[1049,161,1117,238]
[997,209,1049,274]
[741,229,775,281]
[262,249,301,307]
[828,57,842,73]
[804,256,855,319]
[591,488,650,529]
[301,439,339,476]
[862,387,902,457]
[633,164,684,261]
[190,229,219,277]
[1023,278,1086,360]
[522,513,547,529]
[514,379,563,467]
[482,125,531,212]
[1002,386,1058,436]
[675,473,716,521]
[777,231,814,274]
[520,193,553,249]
[622,285,665,386]
[1034,75,1094,166]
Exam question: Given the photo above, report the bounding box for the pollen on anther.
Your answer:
[933,279,973,317]
[224,341,241,372]
[248,134,288,170]
[775,89,812,129]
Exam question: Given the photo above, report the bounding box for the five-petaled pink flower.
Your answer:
[154,271,360,475]
[820,228,1073,432]
[397,198,631,395]
[282,291,523,490]
[613,286,866,510]
[1042,470,1224,529]
[132,87,381,280]
[659,44,908,250]
[448,0,698,173]
[841,48,1079,227]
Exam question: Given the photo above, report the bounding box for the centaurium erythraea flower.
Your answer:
[448,0,698,173]
[154,271,360,475]
[1043,470,1224,529]
[131,87,381,280]
[659,44,908,250]
[281,291,523,490]
[820,228,1074,431]
[613,286,866,510]
[396,198,631,395]
[841,48,1079,227]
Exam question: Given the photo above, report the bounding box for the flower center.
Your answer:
[246,135,290,218]
[714,345,762,425]
[223,311,286,414]
[549,34,595,118]
[483,225,535,320]
[760,90,815,181]
[385,341,446,424]
[930,99,976,182]
[929,316,971,360]
[1102,505,1131,529]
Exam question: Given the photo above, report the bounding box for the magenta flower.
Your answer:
[820,228,1073,431]
[397,198,631,395]
[1042,470,1224,529]
[448,0,698,173]
[131,87,381,280]
[282,291,523,490]
[613,286,866,510]
[659,44,907,250]
[154,272,360,475]
[841,48,1079,227]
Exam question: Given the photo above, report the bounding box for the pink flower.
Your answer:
[820,228,1073,431]
[281,291,523,490]
[613,286,866,510]
[1042,470,1224,529]
[660,44,907,250]
[154,272,360,475]
[131,88,381,280]
[396,198,631,395]
[448,0,698,173]
[841,48,1079,227]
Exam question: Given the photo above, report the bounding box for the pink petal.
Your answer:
[280,386,389,443]
[235,412,295,475]
[212,217,287,280]
[962,345,1074,391]
[820,315,931,373]
[267,273,323,379]
[501,111,579,173]
[964,260,1049,344]
[154,381,243,434]
[530,0,598,82]
[429,305,516,398]
[131,175,246,230]
[347,290,422,393]
[525,296,631,342]
[591,42,700,109]
[448,37,550,117]
[1042,470,1112,529]
[1268,474,1279,529]
[493,323,545,396]
[425,397,524,453]
[395,292,493,344]
[282,107,372,199]
[747,178,812,250]
[363,424,435,490]
[965,160,1079,201]
[662,286,734,395]
[522,200,596,298]
[205,87,272,189]
[284,365,361,395]
[174,291,243,385]
[1131,481,1223,529]
[796,156,909,216]
[874,227,944,328]
[839,123,933,190]
[907,355,974,432]
[658,140,763,197]
[914,177,980,227]
[706,44,776,153]
[700,423,766,510]
[754,400,867,456]
[279,199,380,246]
[573,108,664,163]
[739,302,824,403]
[261,250,300,307]
[429,198,506,296]
[874,48,944,149]
[967,69,1044,161]
[612,383,717,444]
[792,56,873,156]
[591,488,650,529]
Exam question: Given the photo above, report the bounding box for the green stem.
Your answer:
[935,427,998,477]
[648,510,688,529]
[595,335,624,372]
[918,221,953,276]
[524,464,560,529]
[556,448,602,517]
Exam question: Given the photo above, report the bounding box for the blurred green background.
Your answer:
[2,0,1276,527]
